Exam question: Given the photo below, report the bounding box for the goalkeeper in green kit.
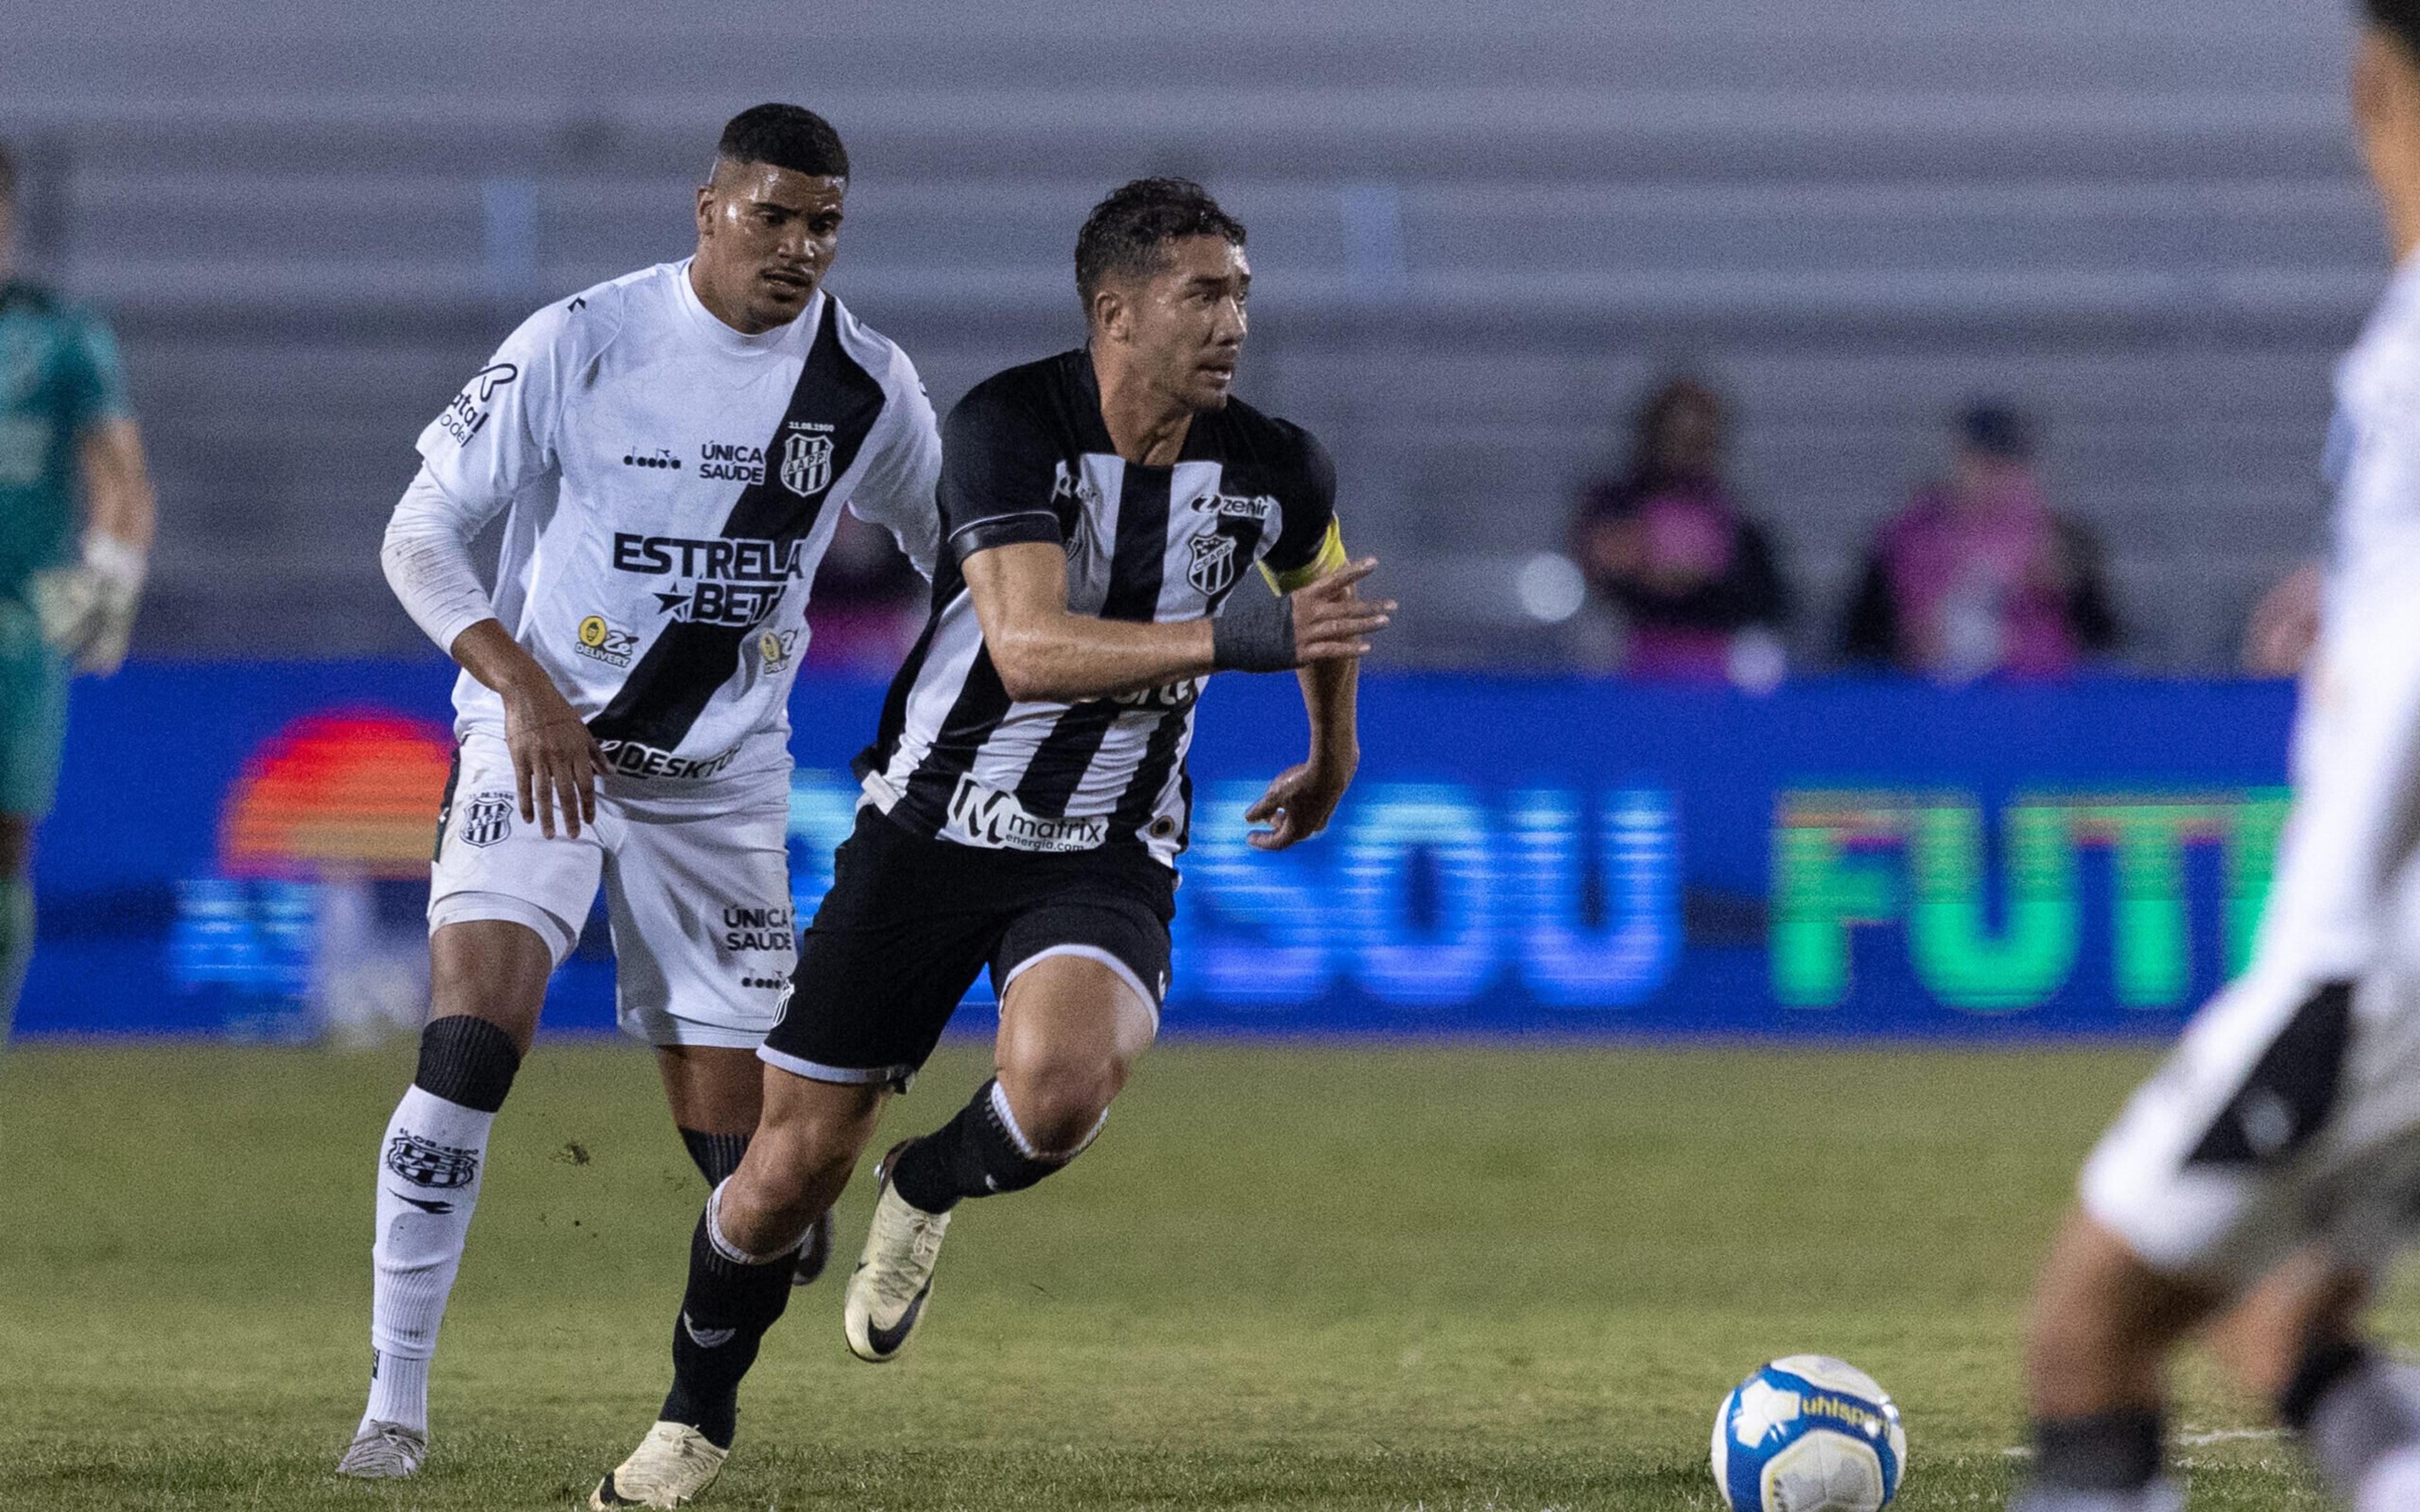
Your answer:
[0,140,156,1034]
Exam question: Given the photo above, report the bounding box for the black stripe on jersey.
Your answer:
[1012,466,1175,818]
[1109,701,1192,845]
[589,299,885,754]
[852,598,943,786]
[899,645,1015,823]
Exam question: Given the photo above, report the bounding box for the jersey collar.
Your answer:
[672,258,821,357]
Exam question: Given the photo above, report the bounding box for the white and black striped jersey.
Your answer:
[415,261,940,786]
[854,349,1344,866]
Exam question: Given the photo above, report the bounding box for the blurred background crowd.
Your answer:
[0,0,2370,685]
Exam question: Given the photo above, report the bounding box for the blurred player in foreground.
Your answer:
[588,177,1392,1508]
[340,104,942,1479]
[0,140,155,1035]
[2014,7,2420,1508]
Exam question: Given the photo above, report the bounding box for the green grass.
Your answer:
[0,1040,2383,1509]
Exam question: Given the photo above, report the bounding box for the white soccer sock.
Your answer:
[359,1085,495,1434]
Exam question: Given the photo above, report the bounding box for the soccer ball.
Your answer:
[1711,1354,1908,1512]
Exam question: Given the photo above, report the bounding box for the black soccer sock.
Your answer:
[887,1077,1095,1215]
[413,1014,522,1113]
[678,1127,751,1188]
[2030,1407,2164,1491]
[659,1191,797,1450]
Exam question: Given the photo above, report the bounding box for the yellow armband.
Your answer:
[1258,517,1348,595]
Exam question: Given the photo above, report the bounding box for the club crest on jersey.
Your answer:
[780,428,834,498]
[457,791,514,848]
[1187,533,1240,596]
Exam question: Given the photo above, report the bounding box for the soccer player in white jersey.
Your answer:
[587,177,1392,1509]
[336,104,942,1480]
[2012,9,2420,1509]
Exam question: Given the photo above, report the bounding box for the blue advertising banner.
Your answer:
[14,663,2298,1041]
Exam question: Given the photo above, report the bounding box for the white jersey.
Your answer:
[2327,249,2420,602]
[414,260,941,786]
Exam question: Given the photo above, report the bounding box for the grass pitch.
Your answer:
[0,1039,2378,1509]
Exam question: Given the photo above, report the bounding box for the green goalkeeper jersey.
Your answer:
[0,279,132,601]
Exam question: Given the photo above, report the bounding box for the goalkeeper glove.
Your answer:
[30,532,146,675]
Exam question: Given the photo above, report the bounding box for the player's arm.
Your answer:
[1243,518,1364,850]
[51,417,155,675]
[963,541,1386,704]
[383,466,600,839]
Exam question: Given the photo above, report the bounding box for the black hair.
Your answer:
[713,103,848,181]
[1958,400,2033,461]
[1075,177,1247,314]
[2368,0,2420,64]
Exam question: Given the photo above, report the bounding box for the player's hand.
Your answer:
[1245,758,1355,851]
[500,672,601,839]
[1290,558,1394,664]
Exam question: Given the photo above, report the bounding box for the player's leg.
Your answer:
[605,786,836,1283]
[852,879,1169,1363]
[594,810,990,1504]
[0,609,69,1035]
[342,736,602,1479]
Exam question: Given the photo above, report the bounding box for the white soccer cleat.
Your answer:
[334,1420,425,1479]
[843,1142,951,1363]
[589,1421,729,1509]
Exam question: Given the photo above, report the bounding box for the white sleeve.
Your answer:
[414,296,577,505]
[381,464,507,653]
[843,351,944,580]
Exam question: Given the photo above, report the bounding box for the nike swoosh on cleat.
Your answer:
[388,1189,454,1215]
[863,1284,930,1358]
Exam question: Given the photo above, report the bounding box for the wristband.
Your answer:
[1211,582,1297,672]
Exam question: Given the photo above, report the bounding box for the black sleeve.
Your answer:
[937,381,1068,563]
[1839,546,1900,665]
[1260,426,1340,581]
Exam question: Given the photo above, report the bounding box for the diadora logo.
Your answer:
[781,421,836,498]
[1189,490,1275,522]
[575,614,638,668]
[622,447,682,472]
[458,791,514,847]
[1187,534,1239,596]
[439,362,518,447]
[612,533,804,627]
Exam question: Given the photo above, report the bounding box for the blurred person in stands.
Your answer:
[804,507,926,675]
[2244,559,2327,677]
[1570,376,1790,687]
[0,140,157,1036]
[1840,400,2116,682]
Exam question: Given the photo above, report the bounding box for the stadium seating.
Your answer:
[0,0,2373,668]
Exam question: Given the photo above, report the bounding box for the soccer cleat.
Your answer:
[334,1420,426,1479]
[589,1420,729,1509]
[792,1208,836,1288]
[843,1141,951,1363]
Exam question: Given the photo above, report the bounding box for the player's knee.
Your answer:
[996,1050,1122,1157]
[412,1013,522,1114]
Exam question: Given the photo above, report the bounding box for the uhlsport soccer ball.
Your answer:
[1711,1354,1908,1512]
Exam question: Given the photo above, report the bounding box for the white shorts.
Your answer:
[427,732,797,1049]
[2083,590,2420,1291]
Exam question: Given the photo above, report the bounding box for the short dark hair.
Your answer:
[2368,0,2420,63]
[1958,400,2033,461]
[714,103,848,180]
[1075,177,1247,314]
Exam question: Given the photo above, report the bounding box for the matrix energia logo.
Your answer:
[1772,789,2289,1014]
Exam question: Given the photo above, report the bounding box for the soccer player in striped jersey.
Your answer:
[340,105,943,1480]
[590,177,1392,1508]
[2014,8,2420,1509]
